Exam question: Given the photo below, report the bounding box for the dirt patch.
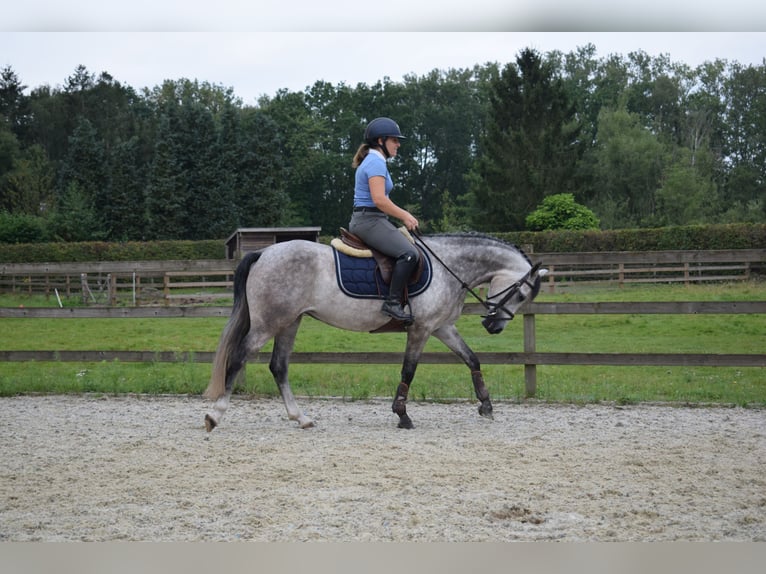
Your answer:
[1,395,764,541]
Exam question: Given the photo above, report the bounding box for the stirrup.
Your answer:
[381,299,414,325]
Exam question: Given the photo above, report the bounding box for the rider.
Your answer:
[349,117,420,325]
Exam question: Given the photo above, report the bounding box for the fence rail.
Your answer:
[1,249,764,303]
[534,249,765,291]
[2,301,764,397]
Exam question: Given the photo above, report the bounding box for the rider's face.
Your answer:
[383,137,400,157]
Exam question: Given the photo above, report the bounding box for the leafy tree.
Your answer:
[1,144,55,215]
[652,148,718,226]
[259,88,326,227]
[525,193,600,230]
[585,107,666,228]
[399,68,486,228]
[722,62,766,216]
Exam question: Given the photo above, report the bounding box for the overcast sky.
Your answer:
[2,3,765,104]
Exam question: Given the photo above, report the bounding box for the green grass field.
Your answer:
[1,281,764,406]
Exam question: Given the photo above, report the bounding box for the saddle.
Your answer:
[331,227,426,285]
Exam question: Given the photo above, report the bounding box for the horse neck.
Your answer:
[430,235,529,287]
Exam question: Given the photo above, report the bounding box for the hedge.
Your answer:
[499,223,766,254]
[0,224,763,263]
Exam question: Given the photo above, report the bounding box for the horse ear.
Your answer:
[538,268,549,277]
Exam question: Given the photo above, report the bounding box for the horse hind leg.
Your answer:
[205,330,268,432]
[204,364,244,432]
[270,318,314,429]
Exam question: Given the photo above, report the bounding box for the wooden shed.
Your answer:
[224,227,322,259]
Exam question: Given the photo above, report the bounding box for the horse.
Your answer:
[203,232,547,430]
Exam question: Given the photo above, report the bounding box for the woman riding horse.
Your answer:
[349,117,420,326]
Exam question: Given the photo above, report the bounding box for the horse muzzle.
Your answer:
[482,313,510,335]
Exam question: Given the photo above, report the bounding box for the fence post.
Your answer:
[523,313,537,397]
[547,265,556,294]
[109,273,117,306]
[80,273,88,305]
[163,274,170,306]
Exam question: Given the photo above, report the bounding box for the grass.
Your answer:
[0,281,764,406]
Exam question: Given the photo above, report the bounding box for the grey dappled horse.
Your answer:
[203,232,546,430]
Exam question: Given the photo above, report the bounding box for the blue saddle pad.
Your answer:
[333,249,432,299]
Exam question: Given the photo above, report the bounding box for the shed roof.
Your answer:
[224,227,322,245]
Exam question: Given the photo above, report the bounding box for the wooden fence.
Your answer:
[2,300,764,397]
[537,249,765,292]
[1,249,763,303]
[0,260,237,306]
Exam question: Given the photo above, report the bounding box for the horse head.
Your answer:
[481,262,548,334]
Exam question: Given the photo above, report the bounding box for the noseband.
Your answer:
[413,230,540,324]
[482,262,541,321]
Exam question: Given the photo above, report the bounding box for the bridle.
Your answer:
[412,229,541,323]
[482,261,541,321]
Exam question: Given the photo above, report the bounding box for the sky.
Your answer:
[2,3,765,104]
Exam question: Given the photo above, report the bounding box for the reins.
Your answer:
[411,228,490,312]
[411,229,540,319]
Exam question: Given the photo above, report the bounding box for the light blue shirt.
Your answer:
[353,149,393,207]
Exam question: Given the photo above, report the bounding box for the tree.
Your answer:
[235,107,290,228]
[104,137,147,240]
[1,144,55,215]
[50,181,103,241]
[471,48,583,231]
[651,148,718,226]
[525,193,600,230]
[722,62,766,216]
[585,107,666,228]
[56,117,108,238]
[145,101,186,239]
[399,68,486,228]
[0,66,31,141]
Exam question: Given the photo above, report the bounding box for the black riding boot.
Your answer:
[381,253,417,325]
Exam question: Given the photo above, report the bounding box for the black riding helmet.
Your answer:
[364,117,405,157]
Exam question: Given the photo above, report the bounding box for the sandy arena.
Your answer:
[1,394,764,541]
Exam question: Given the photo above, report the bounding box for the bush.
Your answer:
[525,193,600,231]
[0,212,52,244]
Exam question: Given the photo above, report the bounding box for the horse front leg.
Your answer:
[270,317,314,429]
[392,330,430,429]
[433,324,493,419]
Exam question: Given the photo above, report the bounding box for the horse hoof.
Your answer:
[299,419,316,429]
[397,415,414,429]
[479,402,494,419]
[204,414,217,432]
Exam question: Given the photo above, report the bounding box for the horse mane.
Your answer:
[426,231,533,265]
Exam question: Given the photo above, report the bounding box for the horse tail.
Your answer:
[203,251,262,400]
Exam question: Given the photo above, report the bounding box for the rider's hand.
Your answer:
[403,213,419,232]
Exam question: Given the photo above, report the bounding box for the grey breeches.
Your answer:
[348,212,419,261]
